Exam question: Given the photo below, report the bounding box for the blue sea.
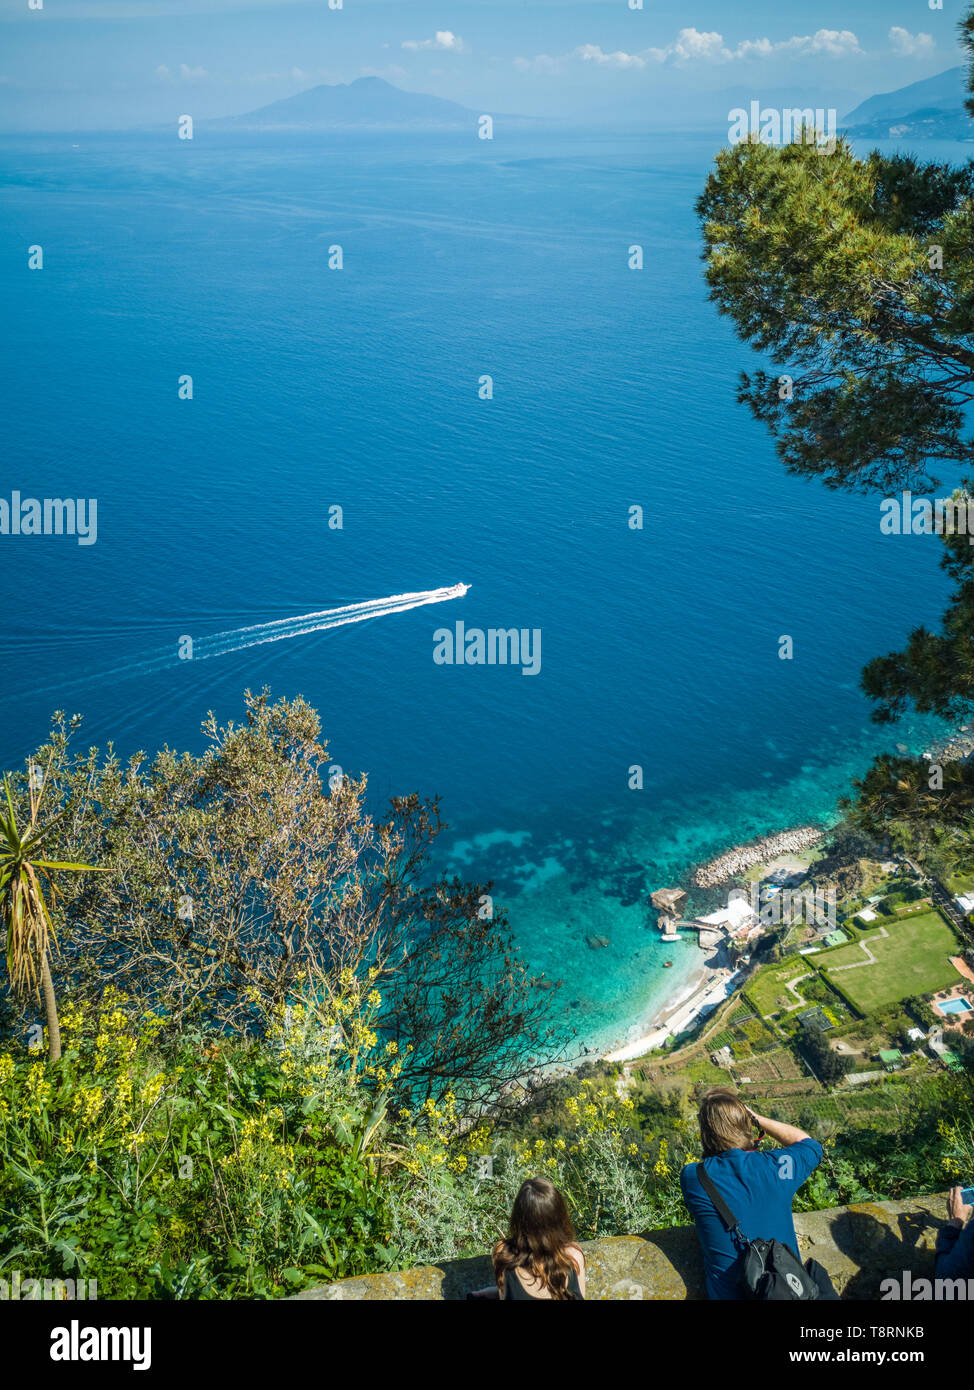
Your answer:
[0,127,962,1053]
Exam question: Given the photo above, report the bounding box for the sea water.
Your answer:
[0,128,959,1051]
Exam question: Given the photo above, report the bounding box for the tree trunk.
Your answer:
[39,952,61,1063]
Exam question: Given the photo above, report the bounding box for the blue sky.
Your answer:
[0,0,967,129]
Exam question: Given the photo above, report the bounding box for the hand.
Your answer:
[744,1106,765,1146]
[948,1186,973,1228]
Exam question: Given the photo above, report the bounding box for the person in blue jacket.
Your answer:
[680,1087,829,1300]
[935,1185,974,1280]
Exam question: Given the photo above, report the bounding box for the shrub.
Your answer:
[7,697,558,1112]
[383,1079,695,1267]
[0,983,395,1297]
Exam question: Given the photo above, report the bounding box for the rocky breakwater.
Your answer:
[692,826,823,890]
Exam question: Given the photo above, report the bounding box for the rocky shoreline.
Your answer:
[924,728,974,764]
[589,723,974,1067]
[691,824,823,889]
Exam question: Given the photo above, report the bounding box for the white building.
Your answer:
[694,895,760,948]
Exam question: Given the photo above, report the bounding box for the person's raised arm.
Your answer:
[946,1184,973,1230]
[935,1187,974,1279]
[745,1107,812,1147]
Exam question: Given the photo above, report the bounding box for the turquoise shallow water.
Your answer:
[443,706,948,1054]
[0,127,959,1051]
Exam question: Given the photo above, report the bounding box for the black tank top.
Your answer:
[502,1265,584,1300]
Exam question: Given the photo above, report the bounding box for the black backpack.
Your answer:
[696,1163,820,1301]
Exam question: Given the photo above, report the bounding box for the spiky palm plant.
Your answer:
[0,765,103,1062]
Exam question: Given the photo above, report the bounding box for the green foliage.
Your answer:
[905,995,940,1030]
[697,85,974,786]
[2,696,559,1109]
[739,1017,776,1051]
[797,1076,974,1209]
[797,1023,854,1086]
[0,769,105,1064]
[859,542,974,729]
[385,1080,694,1268]
[745,962,813,1018]
[0,985,396,1297]
[697,137,974,494]
[817,912,962,1013]
[3,985,973,1294]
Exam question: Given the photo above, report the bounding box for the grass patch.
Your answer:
[746,959,816,1017]
[818,912,963,1013]
[678,1054,729,1085]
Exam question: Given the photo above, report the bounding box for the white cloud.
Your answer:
[516,44,653,73]
[402,31,468,54]
[889,26,935,58]
[791,29,861,57]
[654,29,730,64]
[155,63,209,81]
[729,30,862,60]
[575,43,649,69]
[516,26,862,73]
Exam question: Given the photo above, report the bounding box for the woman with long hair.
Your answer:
[492,1177,586,1300]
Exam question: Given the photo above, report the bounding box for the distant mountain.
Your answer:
[842,65,972,140]
[213,76,489,131]
[843,67,966,124]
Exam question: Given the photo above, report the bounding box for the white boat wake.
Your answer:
[180,583,470,663]
[22,584,471,695]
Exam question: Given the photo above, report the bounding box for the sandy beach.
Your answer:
[595,826,823,1065]
[602,949,734,1063]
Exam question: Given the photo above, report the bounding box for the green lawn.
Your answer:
[817,912,963,1012]
[746,958,816,1017]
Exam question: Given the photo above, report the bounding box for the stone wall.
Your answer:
[292,1192,948,1300]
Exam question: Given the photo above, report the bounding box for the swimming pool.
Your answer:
[939,998,974,1015]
